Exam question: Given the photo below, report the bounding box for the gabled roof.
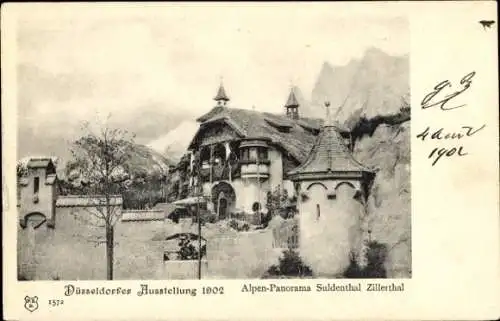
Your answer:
[27,158,54,169]
[192,107,323,163]
[288,124,371,178]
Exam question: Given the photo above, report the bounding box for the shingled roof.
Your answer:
[192,107,336,163]
[288,122,371,179]
[27,158,54,169]
[285,90,299,107]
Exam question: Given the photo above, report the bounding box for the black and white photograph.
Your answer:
[15,7,410,281]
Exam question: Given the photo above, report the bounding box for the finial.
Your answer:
[324,101,332,126]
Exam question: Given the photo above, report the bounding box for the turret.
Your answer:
[213,82,230,107]
[284,88,299,120]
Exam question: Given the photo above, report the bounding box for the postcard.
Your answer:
[2,2,499,320]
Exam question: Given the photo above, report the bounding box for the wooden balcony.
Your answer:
[198,162,241,183]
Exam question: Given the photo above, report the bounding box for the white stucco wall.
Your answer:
[19,168,56,223]
[298,178,364,276]
[283,179,295,198]
[268,148,283,191]
[232,178,270,213]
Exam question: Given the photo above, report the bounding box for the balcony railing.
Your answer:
[240,158,270,179]
[197,162,241,183]
[239,159,271,166]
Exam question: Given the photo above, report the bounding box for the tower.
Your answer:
[284,87,299,120]
[288,101,374,276]
[213,82,230,107]
[18,157,58,229]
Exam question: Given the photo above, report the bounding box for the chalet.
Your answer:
[168,83,373,227]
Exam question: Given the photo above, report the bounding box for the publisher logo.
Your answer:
[24,296,39,312]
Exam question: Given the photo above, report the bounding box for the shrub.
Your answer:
[230,211,247,221]
[229,219,250,232]
[264,248,313,278]
[342,241,387,278]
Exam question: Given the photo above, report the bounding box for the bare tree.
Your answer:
[66,118,135,280]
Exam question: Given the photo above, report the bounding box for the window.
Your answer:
[33,177,40,195]
[258,147,268,161]
[240,149,249,161]
[249,148,258,161]
[316,204,320,221]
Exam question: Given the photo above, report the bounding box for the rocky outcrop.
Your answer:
[353,120,411,278]
[308,48,409,124]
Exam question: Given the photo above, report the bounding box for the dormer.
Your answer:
[264,115,293,133]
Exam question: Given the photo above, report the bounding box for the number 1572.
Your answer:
[48,299,64,307]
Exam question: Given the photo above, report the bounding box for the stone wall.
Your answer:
[114,218,165,279]
[18,206,107,280]
[17,205,167,280]
[204,229,281,279]
[18,205,281,280]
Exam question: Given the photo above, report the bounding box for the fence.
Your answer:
[271,219,299,249]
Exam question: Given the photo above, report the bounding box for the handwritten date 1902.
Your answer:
[428,146,467,166]
[416,125,486,166]
[421,71,476,111]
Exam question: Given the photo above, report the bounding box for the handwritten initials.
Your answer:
[421,71,475,111]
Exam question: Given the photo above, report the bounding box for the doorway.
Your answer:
[218,196,228,220]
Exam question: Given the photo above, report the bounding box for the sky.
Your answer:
[16,4,409,139]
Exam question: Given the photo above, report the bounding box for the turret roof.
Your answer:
[288,105,371,177]
[214,84,230,101]
[285,89,299,108]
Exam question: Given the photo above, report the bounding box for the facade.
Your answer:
[169,85,359,223]
[288,102,374,276]
[17,85,376,279]
[166,85,375,276]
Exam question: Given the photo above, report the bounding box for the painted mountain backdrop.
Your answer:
[18,47,408,170]
[308,47,409,123]
[148,47,409,161]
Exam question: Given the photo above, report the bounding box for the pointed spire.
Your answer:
[285,86,300,120]
[214,79,230,106]
[288,99,371,179]
[285,88,299,108]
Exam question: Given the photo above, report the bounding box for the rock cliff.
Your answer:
[353,120,411,278]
